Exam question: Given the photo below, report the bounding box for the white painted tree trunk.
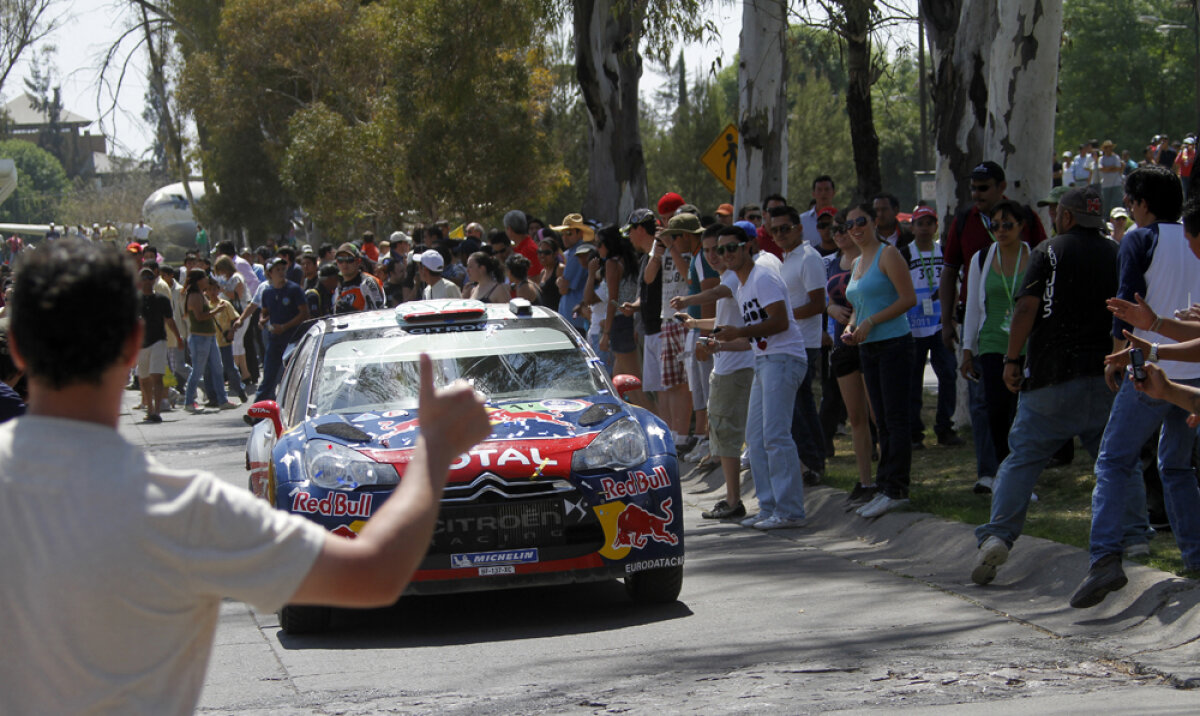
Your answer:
[735,0,788,209]
[982,0,1063,219]
[575,0,647,223]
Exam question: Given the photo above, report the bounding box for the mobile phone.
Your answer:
[674,312,690,323]
[1130,347,1147,382]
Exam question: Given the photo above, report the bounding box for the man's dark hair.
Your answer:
[1182,195,1200,237]
[701,223,724,239]
[160,265,176,278]
[1125,165,1183,222]
[426,226,444,243]
[872,192,900,211]
[812,175,835,191]
[488,229,511,248]
[718,225,750,243]
[768,204,802,225]
[142,260,160,273]
[142,244,156,256]
[318,262,339,279]
[762,192,787,207]
[276,246,296,262]
[738,203,762,219]
[317,243,335,261]
[255,246,272,262]
[214,240,236,257]
[12,240,137,389]
[362,231,375,244]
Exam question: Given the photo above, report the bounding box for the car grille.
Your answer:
[426,494,603,562]
[441,472,573,503]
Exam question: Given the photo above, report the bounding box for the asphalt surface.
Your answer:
[117,394,1200,714]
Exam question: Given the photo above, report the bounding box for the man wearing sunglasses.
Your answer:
[331,243,385,315]
[712,225,809,530]
[939,161,1047,493]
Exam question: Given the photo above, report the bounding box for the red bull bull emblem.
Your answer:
[613,497,679,549]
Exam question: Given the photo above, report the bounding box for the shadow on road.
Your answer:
[275,580,693,650]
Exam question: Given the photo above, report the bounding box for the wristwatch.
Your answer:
[1004,356,1021,366]
[1149,342,1159,362]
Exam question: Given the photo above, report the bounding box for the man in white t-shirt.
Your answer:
[712,224,808,530]
[768,205,827,484]
[0,239,491,713]
[132,219,152,242]
[418,249,462,300]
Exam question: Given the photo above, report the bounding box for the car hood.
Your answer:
[306,396,625,450]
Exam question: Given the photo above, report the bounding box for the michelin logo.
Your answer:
[451,548,539,569]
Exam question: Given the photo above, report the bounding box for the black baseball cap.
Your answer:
[970,161,1005,183]
[623,208,657,233]
[1058,187,1104,229]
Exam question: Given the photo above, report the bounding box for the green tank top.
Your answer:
[188,295,216,335]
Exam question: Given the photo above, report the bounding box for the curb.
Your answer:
[680,462,1200,687]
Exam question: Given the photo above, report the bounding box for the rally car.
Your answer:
[245,298,684,633]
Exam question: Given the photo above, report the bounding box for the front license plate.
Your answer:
[479,565,515,576]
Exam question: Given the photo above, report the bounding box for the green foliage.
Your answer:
[177,0,562,238]
[1058,0,1200,153]
[0,138,67,223]
[644,65,732,214]
[872,51,921,208]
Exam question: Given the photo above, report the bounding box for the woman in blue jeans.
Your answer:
[182,269,233,412]
[842,203,917,518]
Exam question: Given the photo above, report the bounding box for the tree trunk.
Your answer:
[982,0,1063,215]
[841,0,881,201]
[735,0,788,208]
[921,0,994,223]
[575,0,647,222]
[141,5,198,226]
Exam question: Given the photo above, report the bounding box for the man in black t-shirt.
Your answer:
[136,268,182,423]
[624,209,663,410]
[968,187,1119,586]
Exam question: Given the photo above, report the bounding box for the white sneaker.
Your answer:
[740,512,770,528]
[971,535,1010,585]
[740,449,751,470]
[754,515,806,530]
[855,493,887,516]
[686,438,710,463]
[973,476,995,494]
[860,495,910,518]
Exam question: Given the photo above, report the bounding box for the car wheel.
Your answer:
[278,605,332,635]
[624,565,683,604]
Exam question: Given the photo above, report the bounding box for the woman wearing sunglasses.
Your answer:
[824,212,876,504]
[842,203,917,518]
[961,200,1030,473]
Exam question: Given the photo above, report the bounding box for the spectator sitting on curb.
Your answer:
[0,239,493,712]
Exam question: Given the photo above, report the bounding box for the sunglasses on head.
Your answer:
[715,242,743,255]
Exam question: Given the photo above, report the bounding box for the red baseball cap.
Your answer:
[912,205,937,222]
[657,192,685,217]
[816,206,838,219]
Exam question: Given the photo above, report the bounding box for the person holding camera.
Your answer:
[969,187,1119,587]
[1072,176,1200,609]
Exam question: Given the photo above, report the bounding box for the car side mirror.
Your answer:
[612,374,642,401]
[247,400,283,436]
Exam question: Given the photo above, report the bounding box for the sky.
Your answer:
[4,0,916,161]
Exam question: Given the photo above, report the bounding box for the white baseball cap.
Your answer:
[419,249,444,272]
[390,230,412,245]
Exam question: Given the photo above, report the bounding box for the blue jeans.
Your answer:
[588,332,614,375]
[969,370,1000,478]
[256,336,289,402]
[911,333,957,439]
[1090,376,1200,569]
[184,334,227,406]
[976,376,1112,547]
[790,348,826,473]
[860,335,914,499]
[747,353,806,520]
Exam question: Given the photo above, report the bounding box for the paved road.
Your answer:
[118,396,1200,714]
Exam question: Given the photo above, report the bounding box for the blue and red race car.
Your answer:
[246,299,684,633]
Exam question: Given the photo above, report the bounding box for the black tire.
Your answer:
[624,565,683,604]
[278,605,332,635]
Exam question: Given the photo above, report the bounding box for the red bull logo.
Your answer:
[600,465,671,499]
[291,489,374,518]
[487,407,574,429]
[613,497,679,550]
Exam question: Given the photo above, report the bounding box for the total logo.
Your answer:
[290,488,374,518]
[449,446,558,471]
[599,465,671,499]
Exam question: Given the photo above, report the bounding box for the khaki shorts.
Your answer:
[137,340,168,378]
[707,367,753,458]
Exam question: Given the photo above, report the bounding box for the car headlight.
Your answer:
[572,418,648,471]
[304,439,398,490]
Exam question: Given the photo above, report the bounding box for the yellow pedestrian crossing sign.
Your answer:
[701,123,739,194]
